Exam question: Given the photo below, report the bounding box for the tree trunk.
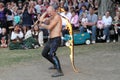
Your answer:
[98,0,115,17]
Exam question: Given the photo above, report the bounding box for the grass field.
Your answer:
[0,42,119,68]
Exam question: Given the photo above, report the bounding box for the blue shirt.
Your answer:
[87,13,98,23]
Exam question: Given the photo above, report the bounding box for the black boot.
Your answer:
[51,70,64,77]
[48,65,57,70]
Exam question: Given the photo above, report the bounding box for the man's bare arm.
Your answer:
[40,15,59,30]
[39,12,48,22]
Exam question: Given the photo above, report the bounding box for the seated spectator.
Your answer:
[112,11,120,42]
[24,25,44,49]
[101,11,112,43]
[97,16,104,39]
[70,10,79,30]
[9,24,25,50]
[0,28,8,48]
[60,6,72,21]
[57,0,65,13]
[113,11,120,34]
[60,6,72,37]
[32,25,44,47]
[79,5,88,21]
[80,7,98,44]
[81,12,92,33]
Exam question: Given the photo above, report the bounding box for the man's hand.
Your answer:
[39,12,47,22]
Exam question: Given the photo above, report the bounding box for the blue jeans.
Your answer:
[79,26,97,41]
[42,37,62,72]
[103,25,111,40]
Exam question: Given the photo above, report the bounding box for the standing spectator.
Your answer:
[13,9,21,25]
[41,0,49,14]
[88,0,94,8]
[17,0,23,14]
[73,0,79,12]
[67,0,73,10]
[78,0,89,9]
[50,0,59,5]
[94,1,98,15]
[101,11,112,43]
[0,2,10,33]
[34,0,43,14]
[80,7,98,44]
[6,2,14,32]
[22,2,33,34]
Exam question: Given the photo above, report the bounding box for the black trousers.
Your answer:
[42,36,62,72]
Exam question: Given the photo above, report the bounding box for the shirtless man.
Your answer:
[39,6,64,77]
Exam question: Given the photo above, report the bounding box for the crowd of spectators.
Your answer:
[0,0,119,49]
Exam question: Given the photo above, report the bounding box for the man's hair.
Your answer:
[51,3,59,10]
[89,7,95,10]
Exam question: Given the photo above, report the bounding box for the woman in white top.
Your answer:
[9,24,24,50]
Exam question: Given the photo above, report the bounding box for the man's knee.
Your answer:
[79,26,85,33]
[92,26,96,31]
[42,51,48,58]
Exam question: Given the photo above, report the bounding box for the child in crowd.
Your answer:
[97,16,104,39]
[81,12,92,33]
[0,28,8,48]
[13,10,21,25]
[113,11,120,34]
[97,16,104,29]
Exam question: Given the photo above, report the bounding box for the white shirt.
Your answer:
[11,31,24,40]
[24,30,32,39]
[81,17,88,23]
[102,16,112,26]
[0,28,1,34]
[34,4,43,14]
[60,12,72,26]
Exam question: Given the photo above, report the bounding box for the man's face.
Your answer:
[89,8,94,14]
[47,9,52,16]
[105,12,110,17]
[47,6,55,16]
[38,0,42,4]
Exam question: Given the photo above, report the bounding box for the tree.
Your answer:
[97,0,118,17]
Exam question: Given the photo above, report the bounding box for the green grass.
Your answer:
[0,48,43,67]
[0,42,119,67]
